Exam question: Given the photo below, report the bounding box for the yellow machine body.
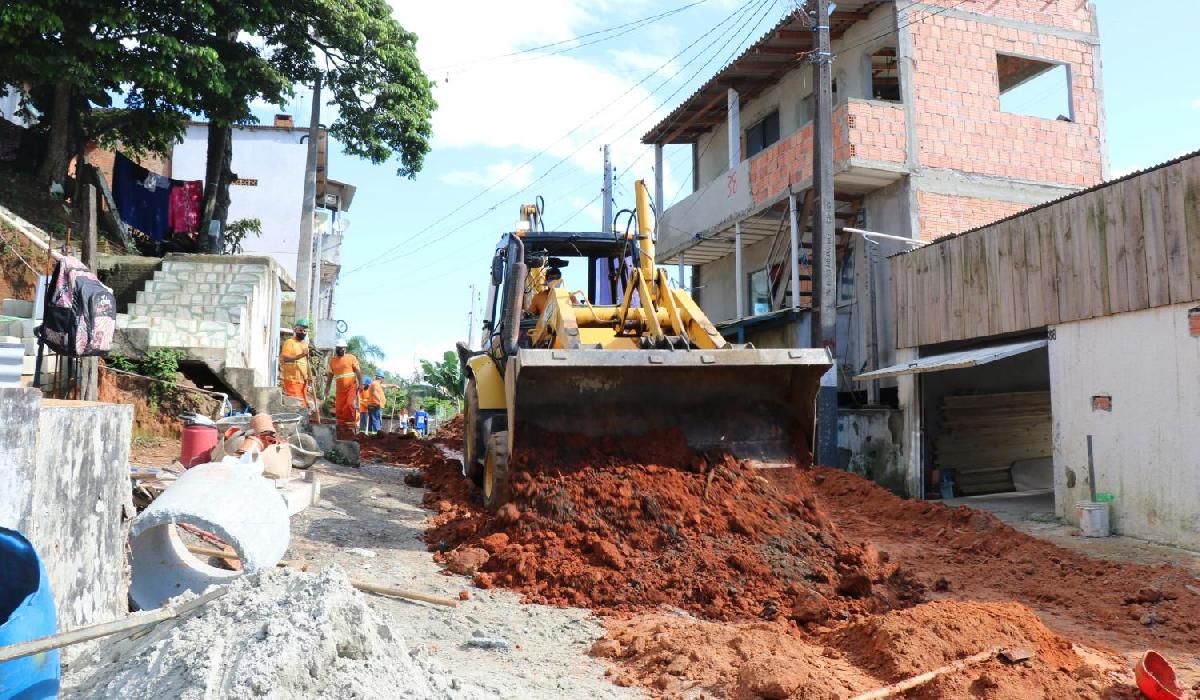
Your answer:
[461,180,832,508]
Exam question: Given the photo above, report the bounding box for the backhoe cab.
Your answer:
[458,180,831,510]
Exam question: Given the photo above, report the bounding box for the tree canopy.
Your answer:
[0,0,435,185]
[419,350,464,402]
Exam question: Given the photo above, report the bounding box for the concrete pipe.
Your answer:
[128,457,290,609]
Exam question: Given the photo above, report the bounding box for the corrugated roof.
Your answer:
[642,1,888,145]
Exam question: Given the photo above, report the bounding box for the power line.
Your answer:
[343,0,773,277]
[427,1,711,75]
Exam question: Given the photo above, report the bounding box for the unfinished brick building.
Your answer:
[643,0,1106,372]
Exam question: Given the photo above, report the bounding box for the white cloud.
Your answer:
[440,161,533,189]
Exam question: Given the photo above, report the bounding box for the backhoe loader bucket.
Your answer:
[508,347,832,466]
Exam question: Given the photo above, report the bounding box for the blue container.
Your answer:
[0,527,59,700]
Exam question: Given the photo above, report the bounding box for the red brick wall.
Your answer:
[748,100,906,205]
[906,7,1103,187]
[917,0,1094,35]
[916,191,1029,242]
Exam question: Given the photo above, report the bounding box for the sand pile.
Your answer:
[422,429,924,619]
[596,600,1135,699]
[62,566,479,700]
[812,467,1200,650]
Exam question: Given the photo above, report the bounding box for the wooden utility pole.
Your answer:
[602,145,613,233]
[810,0,838,466]
[79,184,99,401]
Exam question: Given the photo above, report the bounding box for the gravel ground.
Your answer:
[287,459,640,699]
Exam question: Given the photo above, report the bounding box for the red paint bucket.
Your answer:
[180,424,219,468]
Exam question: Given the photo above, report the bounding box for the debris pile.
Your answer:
[812,467,1200,648]
[422,428,924,619]
[596,600,1135,698]
[61,566,471,700]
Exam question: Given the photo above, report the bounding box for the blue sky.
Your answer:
[288,0,1200,376]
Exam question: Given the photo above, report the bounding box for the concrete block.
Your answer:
[329,439,360,466]
[310,423,337,452]
[3,298,34,318]
[277,474,321,516]
[2,393,134,634]
[129,459,289,609]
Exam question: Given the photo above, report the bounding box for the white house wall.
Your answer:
[1049,303,1200,549]
[172,125,308,279]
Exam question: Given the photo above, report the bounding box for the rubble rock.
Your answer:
[445,547,490,576]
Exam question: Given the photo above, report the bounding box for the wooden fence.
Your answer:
[894,153,1200,348]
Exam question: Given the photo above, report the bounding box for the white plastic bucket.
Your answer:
[1077,501,1111,537]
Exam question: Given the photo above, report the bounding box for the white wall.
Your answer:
[172,125,308,279]
[1049,303,1200,549]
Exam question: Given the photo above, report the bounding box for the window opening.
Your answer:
[749,268,770,316]
[744,111,780,159]
[869,47,901,101]
[996,54,1072,120]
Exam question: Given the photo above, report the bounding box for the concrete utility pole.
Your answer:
[810,0,838,467]
[466,283,477,348]
[79,184,98,401]
[295,74,322,323]
[601,145,612,233]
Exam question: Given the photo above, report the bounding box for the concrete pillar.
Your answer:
[894,347,923,499]
[726,88,740,170]
[788,192,801,312]
[735,221,744,317]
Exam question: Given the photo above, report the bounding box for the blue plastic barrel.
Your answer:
[0,527,59,700]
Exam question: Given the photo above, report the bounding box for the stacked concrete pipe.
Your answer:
[128,456,290,609]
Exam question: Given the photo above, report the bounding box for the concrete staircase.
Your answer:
[116,256,289,410]
[0,298,59,387]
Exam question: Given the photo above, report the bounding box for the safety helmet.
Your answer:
[335,339,348,348]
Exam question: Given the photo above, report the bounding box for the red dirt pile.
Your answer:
[431,414,464,450]
[812,467,1200,652]
[596,600,1136,699]
[421,428,924,620]
[357,432,448,465]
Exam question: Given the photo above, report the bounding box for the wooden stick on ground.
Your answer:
[0,588,229,663]
[184,545,458,608]
[849,649,999,700]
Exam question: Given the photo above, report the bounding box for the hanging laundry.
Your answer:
[112,153,170,242]
[168,180,202,235]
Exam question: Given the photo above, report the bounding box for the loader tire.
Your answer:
[463,379,484,485]
[482,431,511,512]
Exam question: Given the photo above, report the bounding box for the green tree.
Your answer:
[418,350,464,402]
[346,335,385,377]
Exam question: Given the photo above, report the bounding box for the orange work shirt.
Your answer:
[328,353,360,391]
[279,338,309,382]
[369,382,386,407]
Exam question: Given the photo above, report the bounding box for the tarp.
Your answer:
[853,339,1047,381]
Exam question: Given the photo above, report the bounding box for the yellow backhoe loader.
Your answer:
[457,180,831,509]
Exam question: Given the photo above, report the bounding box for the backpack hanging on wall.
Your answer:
[35,255,117,357]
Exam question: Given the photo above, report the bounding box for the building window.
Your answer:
[868,47,901,102]
[749,268,770,316]
[996,54,1072,121]
[744,111,780,159]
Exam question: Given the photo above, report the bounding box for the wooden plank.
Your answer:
[1142,169,1171,307]
[992,220,1014,333]
[1162,163,1193,304]
[949,235,967,340]
[975,229,993,337]
[1102,180,1129,315]
[1123,172,1151,311]
[905,252,919,348]
[983,226,1003,336]
[1079,192,1108,318]
[1036,208,1061,325]
[1021,215,1046,328]
[940,242,954,342]
[918,248,934,345]
[1009,216,1030,331]
[892,250,906,349]
[1183,157,1200,300]
[1053,200,1078,323]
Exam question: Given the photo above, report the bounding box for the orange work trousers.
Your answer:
[282,380,308,407]
[335,381,359,429]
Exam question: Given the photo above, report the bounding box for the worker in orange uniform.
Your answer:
[324,339,363,432]
[368,372,388,433]
[279,320,311,407]
[528,267,562,318]
[357,377,374,435]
